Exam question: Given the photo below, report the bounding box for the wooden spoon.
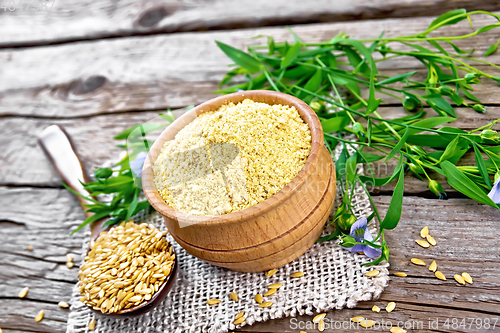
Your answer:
[38,125,177,317]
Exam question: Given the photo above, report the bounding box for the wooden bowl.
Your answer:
[142,90,336,272]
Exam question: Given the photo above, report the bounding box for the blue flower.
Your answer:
[488,178,500,204]
[130,151,148,178]
[343,217,382,258]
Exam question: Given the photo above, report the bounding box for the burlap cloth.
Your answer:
[66,144,390,333]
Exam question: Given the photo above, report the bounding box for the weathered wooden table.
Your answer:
[1,1,500,332]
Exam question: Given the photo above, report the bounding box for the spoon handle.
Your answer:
[38,125,104,238]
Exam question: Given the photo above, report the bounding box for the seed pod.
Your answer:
[229,292,238,302]
[267,283,282,289]
[35,310,44,322]
[313,313,326,323]
[426,235,436,246]
[58,301,70,309]
[19,287,29,298]
[462,272,473,284]
[415,239,430,248]
[264,288,277,297]
[318,320,325,332]
[386,302,396,313]
[454,274,466,285]
[420,226,429,238]
[206,299,221,305]
[258,301,273,308]
[429,261,437,272]
[265,269,278,277]
[233,317,245,325]
[411,258,426,266]
[234,311,245,320]
[364,270,380,277]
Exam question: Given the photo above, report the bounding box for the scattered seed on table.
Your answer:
[66,261,74,269]
[234,311,245,320]
[462,272,473,284]
[372,305,380,312]
[233,316,245,325]
[420,226,429,238]
[290,271,304,278]
[386,302,396,312]
[351,316,364,323]
[360,319,375,328]
[411,258,426,266]
[394,272,407,277]
[19,287,29,298]
[312,313,326,323]
[415,239,430,248]
[429,260,437,272]
[27,245,33,251]
[88,318,96,330]
[258,301,273,308]
[318,320,325,331]
[435,271,446,281]
[0,327,3,333]
[426,235,436,246]
[391,327,407,333]
[364,270,379,277]
[264,288,277,297]
[454,274,466,285]
[207,299,221,305]
[35,310,44,322]
[229,292,238,302]
[268,283,283,289]
[58,301,70,309]
[66,254,73,262]
[265,269,278,277]
[254,294,263,304]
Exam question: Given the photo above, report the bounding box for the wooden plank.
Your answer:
[1,0,499,46]
[1,15,500,117]
[1,189,498,332]
[2,105,499,189]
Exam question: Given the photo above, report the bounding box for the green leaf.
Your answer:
[346,153,358,185]
[385,127,409,162]
[438,136,460,163]
[281,43,303,69]
[484,44,498,57]
[476,24,500,34]
[376,71,417,86]
[215,41,262,73]
[447,41,473,54]
[358,153,384,163]
[380,166,405,230]
[125,189,139,222]
[440,161,497,208]
[405,117,455,136]
[461,87,480,102]
[321,116,350,133]
[426,95,456,117]
[71,210,113,235]
[114,122,166,140]
[359,154,404,186]
[472,142,492,188]
[336,148,347,180]
[406,134,450,148]
[428,9,467,30]
[300,69,323,100]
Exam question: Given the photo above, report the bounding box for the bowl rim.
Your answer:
[142,90,324,227]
